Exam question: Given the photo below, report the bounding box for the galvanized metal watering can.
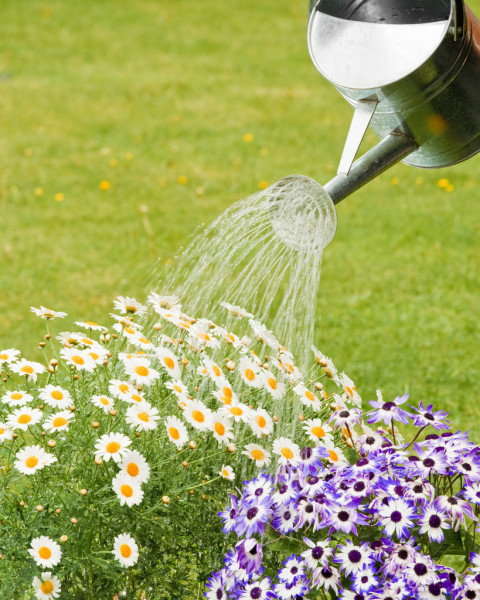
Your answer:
[307,0,480,204]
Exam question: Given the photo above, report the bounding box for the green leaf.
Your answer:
[430,529,464,561]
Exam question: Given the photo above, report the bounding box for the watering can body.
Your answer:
[308,0,480,202]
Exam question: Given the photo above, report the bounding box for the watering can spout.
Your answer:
[324,132,418,205]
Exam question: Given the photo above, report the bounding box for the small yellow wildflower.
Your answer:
[390,177,399,186]
[178,175,188,185]
[437,178,449,188]
[109,158,117,167]
[54,193,64,202]
[445,184,454,192]
[99,180,111,190]
[243,133,254,142]
[259,180,269,190]
[34,187,43,196]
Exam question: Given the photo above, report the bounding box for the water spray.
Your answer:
[268,0,480,250]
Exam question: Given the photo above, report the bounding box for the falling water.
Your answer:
[151,175,336,368]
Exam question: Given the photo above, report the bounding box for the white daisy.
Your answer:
[209,412,234,446]
[322,440,348,465]
[28,536,62,568]
[249,408,274,438]
[119,450,151,484]
[10,359,46,381]
[112,533,139,568]
[91,394,115,413]
[113,295,147,315]
[303,418,333,444]
[6,407,43,431]
[242,443,271,468]
[108,379,135,400]
[183,399,212,432]
[261,370,286,400]
[1,390,34,407]
[124,358,160,387]
[125,402,160,432]
[14,445,57,475]
[85,346,109,365]
[94,432,132,463]
[156,346,182,379]
[164,415,189,448]
[130,334,155,350]
[220,402,251,424]
[201,357,225,384]
[272,437,301,466]
[112,473,144,507]
[74,320,106,331]
[32,571,61,599]
[30,306,67,320]
[42,411,74,433]
[0,348,20,364]
[238,356,263,388]
[165,379,189,402]
[126,390,146,404]
[294,384,323,411]
[0,423,14,442]
[248,319,280,350]
[147,292,182,312]
[60,348,96,372]
[219,301,254,318]
[219,464,235,480]
[212,383,238,406]
[39,385,72,409]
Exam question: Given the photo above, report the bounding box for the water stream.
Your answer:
[150,175,336,368]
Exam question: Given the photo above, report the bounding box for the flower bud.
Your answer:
[36,505,43,512]
[80,489,87,496]
[70,517,78,524]
[92,422,100,429]
[182,461,189,468]
[162,496,170,505]
[188,441,197,450]
[48,440,56,448]
[60,535,68,543]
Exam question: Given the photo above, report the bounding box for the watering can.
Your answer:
[307,0,480,204]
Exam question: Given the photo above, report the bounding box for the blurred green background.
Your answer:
[0,0,479,433]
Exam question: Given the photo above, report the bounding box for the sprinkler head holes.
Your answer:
[266,175,337,252]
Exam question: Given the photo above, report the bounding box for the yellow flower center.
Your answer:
[124,326,136,334]
[72,355,85,365]
[100,397,109,405]
[135,366,149,377]
[131,394,142,403]
[215,422,225,436]
[222,469,229,477]
[0,353,8,360]
[121,484,133,498]
[173,385,182,394]
[329,450,339,461]
[81,338,93,346]
[38,546,52,559]
[137,412,150,422]
[18,414,32,425]
[53,417,67,428]
[213,365,221,377]
[311,426,325,438]
[106,441,121,454]
[230,406,243,416]
[169,426,180,440]
[281,447,294,459]
[223,387,232,399]
[256,415,266,428]
[26,456,39,468]
[268,377,277,390]
[119,384,129,393]
[0,428,4,435]
[85,321,98,327]
[225,334,235,343]
[192,410,205,423]
[127,463,139,477]
[120,543,132,557]
[164,357,175,370]
[21,365,34,374]
[51,390,63,400]
[41,581,54,594]
[139,337,150,345]
[245,369,255,381]
[11,392,23,400]
[89,352,99,361]
[305,390,315,401]
[251,449,265,461]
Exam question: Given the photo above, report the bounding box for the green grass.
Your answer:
[1,0,480,434]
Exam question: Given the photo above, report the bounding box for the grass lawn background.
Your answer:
[1,0,479,434]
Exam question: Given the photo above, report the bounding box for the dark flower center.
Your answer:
[291,566,298,574]
[361,576,369,583]
[423,458,435,468]
[284,510,291,521]
[348,549,362,563]
[428,583,442,597]
[447,496,458,505]
[301,446,313,460]
[254,487,264,497]
[424,413,434,421]
[382,402,396,411]
[429,514,441,528]
[338,511,350,522]
[339,410,350,418]
[312,546,324,560]
[354,482,366,492]
[425,433,439,440]
[308,476,319,485]
[229,509,236,518]
[321,568,333,578]
[250,587,262,599]
[216,589,223,600]
[413,485,423,493]
[414,563,428,576]
[394,485,404,496]
[390,510,402,523]
[357,458,369,467]
[247,507,259,520]
[462,462,473,472]
[249,545,258,556]
[365,436,375,445]
[340,482,349,491]
[398,549,408,560]
[466,592,477,600]
[279,483,288,494]
[355,595,365,600]
[305,504,314,513]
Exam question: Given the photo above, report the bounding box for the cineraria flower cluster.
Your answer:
[0,296,349,598]
[208,359,480,600]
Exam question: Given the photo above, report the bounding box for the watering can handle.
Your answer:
[454,0,466,39]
